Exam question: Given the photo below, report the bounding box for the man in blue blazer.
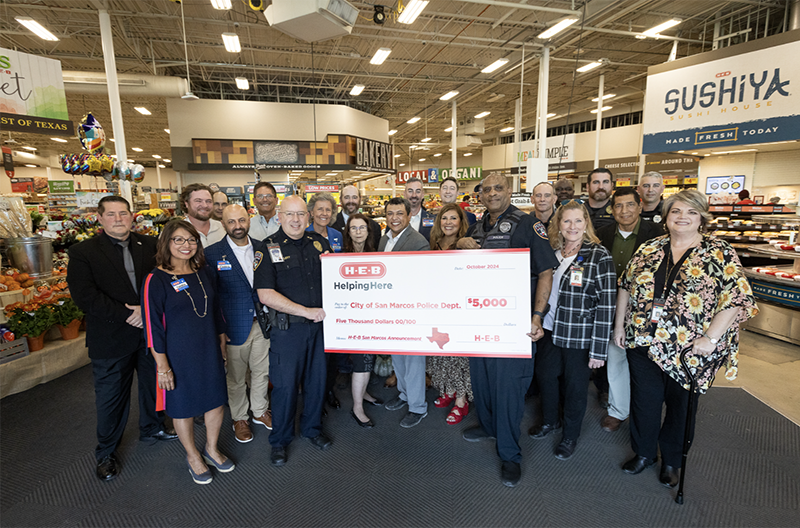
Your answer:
[205,205,271,444]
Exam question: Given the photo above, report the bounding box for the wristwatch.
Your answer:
[703,333,719,345]
[532,304,550,319]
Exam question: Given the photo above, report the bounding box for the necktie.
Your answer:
[116,239,138,293]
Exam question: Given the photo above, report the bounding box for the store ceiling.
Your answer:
[1,0,793,173]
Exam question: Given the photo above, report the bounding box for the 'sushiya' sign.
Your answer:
[0,48,73,136]
[355,137,393,171]
[642,32,799,154]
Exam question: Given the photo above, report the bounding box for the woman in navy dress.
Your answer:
[142,219,232,484]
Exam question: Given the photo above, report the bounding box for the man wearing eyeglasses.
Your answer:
[68,196,177,482]
[332,184,382,248]
[248,182,281,242]
[254,195,333,467]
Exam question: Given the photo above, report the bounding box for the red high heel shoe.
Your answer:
[446,402,469,425]
[434,393,455,408]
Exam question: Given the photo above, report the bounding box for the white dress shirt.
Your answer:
[410,210,422,231]
[384,227,408,252]
[226,236,254,287]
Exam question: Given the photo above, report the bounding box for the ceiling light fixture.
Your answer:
[51,137,67,143]
[388,129,398,136]
[464,153,473,156]
[152,154,162,159]
[158,164,166,168]
[163,159,171,163]
[235,77,250,90]
[481,58,509,74]
[15,17,59,41]
[134,107,151,115]
[419,158,426,162]
[131,147,143,152]
[577,61,603,73]
[399,163,406,167]
[350,84,365,96]
[110,138,115,142]
[22,146,37,151]
[394,154,401,158]
[537,18,579,39]
[210,0,232,10]
[433,153,442,157]
[398,0,429,24]
[547,113,557,118]
[500,127,514,132]
[222,32,241,53]
[420,138,432,142]
[642,19,682,38]
[164,129,170,134]
[440,91,459,101]
[24,164,37,168]
[370,47,392,65]
[474,111,491,119]
[407,116,421,124]
[590,106,612,113]
[591,93,616,102]
[712,149,758,155]
[444,126,453,132]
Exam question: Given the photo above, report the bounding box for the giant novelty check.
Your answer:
[320,249,532,358]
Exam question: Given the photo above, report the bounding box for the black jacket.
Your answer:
[67,231,158,359]
[332,211,382,250]
[596,218,664,258]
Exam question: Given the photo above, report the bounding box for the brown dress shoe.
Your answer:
[252,410,273,430]
[384,373,397,388]
[601,414,625,432]
[232,420,253,443]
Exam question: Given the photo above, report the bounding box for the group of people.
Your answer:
[67,168,757,491]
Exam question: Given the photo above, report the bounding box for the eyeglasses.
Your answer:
[282,211,307,218]
[171,236,198,245]
[349,225,367,232]
[255,193,275,200]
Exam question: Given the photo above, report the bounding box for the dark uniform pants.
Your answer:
[627,347,699,467]
[469,344,536,463]
[268,321,326,447]
[91,347,162,461]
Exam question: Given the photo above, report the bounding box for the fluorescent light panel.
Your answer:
[420,138,431,142]
[418,158,426,162]
[474,111,490,119]
[15,17,58,41]
[398,0,429,24]
[590,106,612,113]
[350,84,365,96]
[235,77,249,90]
[500,126,514,132]
[22,146,37,151]
[134,107,151,115]
[642,19,681,38]
[131,147,143,152]
[210,0,232,9]
[464,153,473,156]
[712,149,758,155]
[591,93,616,102]
[440,91,459,101]
[158,164,166,168]
[547,113,557,118]
[481,58,509,74]
[388,129,397,135]
[444,126,453,132]
[433,153,442,157]
[152,154,162,159]
[370,47,391,65]
[164,129,170,134]
[51,137,67,143]
[24,164,37,168]
[407,116,421,124]
[163,159,171,162]
[577,61,602,73]
[222,32,241,53]
[537,18,578,39]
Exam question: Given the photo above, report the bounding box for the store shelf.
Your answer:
[709,205,795,214]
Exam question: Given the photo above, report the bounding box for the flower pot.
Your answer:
[25,334,45,352]
[57,320,81,340]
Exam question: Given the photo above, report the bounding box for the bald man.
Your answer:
[332,184,382,247]
[211,191,229,221]
[205,204,272,444]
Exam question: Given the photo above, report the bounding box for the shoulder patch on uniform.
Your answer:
[253,251,263,270]
[534,222,548,239]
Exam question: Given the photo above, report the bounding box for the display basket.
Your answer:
[0,338,30,365]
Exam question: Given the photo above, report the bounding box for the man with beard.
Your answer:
[205,205,272,444]
[248,182,281,242]
[211,191,229,221]
[405,177,435,241]
[181,183,225,246]
[584,169,615,230]
[637,172,665,223]
[554,178,575,203]
[332,184,382,248]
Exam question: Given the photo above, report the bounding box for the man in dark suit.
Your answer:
[68,196,176,482]
[332,184,382,249]
[205,205,272,445]
[405,177,435,241]
[378,198,430,428]
[595,187,664,433]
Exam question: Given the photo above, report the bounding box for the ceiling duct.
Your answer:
[265,0,358,43]
[62,72,189,98]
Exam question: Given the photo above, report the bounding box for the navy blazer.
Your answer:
[205,236,262,346]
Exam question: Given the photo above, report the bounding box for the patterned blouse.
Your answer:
[618,234,758,393]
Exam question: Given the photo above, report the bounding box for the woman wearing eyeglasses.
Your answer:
[142,219,232,484]
[343,213,383,427]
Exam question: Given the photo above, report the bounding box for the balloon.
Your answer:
[87,155,102,176]
[100,155,114,174]
[115,161,131,181]
[79,153,91,175]
[69,154,81,175]
[78,113,106,154]
[131,164,145,183]
[60,154,70,174]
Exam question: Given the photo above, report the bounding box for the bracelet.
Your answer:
[157,369,172,375]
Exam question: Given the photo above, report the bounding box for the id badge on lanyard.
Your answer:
[651,297,666,323]
[569,266,583,287]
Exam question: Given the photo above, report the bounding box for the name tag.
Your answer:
[422,218,434,228]
[171,278,189,292]
[267,243,284,263]
[651,297,666,323]
[331,241,342,252]
[569,268,583,287]
[217,260,232,271]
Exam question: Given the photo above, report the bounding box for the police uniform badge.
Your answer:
[499,221,512,233]
[253,250,264,270]
[534,222,548,239]
[313,241,323,252]
[606,205,613,215]
[653,215,662,223]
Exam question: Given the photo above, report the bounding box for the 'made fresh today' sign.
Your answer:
[642,32,799,154]
[0,48,73,136]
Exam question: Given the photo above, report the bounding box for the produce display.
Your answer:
[752,267,800,281]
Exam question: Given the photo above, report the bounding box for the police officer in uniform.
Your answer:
[584,168,616,230]
[255,195,333,467]
[637,171,665,223]
[457,173,557,487]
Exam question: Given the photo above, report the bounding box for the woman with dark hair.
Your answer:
[427,204,473,424]
[344,213,382,427]
[142,219,231,484]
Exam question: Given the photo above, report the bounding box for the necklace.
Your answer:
[561,242,581,258]
[172,272,208,318]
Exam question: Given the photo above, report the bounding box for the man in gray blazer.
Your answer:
[378,197,430,428]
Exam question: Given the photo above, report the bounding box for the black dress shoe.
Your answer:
[140,428,179,443]
[529,422,561,439]
[303,434,332,451]
[554,438,577,460]
[270,447,287,467]
[326,391,340,410]
[659,463,679,488]
[351,410,374,428]
[622,455,656,474]
[96,454,119,481]
[364,397,384,406]
[500,460,521,487]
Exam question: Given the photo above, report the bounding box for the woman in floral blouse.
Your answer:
[613,189,757,490]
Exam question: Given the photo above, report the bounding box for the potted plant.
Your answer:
[52,295,84,340]
[3,301,55,351]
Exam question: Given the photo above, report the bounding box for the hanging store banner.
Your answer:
[354,137,393,172]
[0,48,73,136]
[642,32,800,154]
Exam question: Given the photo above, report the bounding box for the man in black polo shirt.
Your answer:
[638,171,665,223]
[585,168,615,230]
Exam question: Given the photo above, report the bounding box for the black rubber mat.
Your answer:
[1,365,798,527]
